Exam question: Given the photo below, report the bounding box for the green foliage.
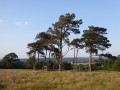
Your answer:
[62,61,72,70]
[33,61,55,70]
[25,56,35,69]
[92,60,113,70]
[78,64,89,71]
[101,53,116,61]
[92,63,102,70]
[33,61,44,70]
[117,54,120,60]
[46,60,54,69]
[0,53,25,69]
[82,26,111,54]
[112,60,120,71]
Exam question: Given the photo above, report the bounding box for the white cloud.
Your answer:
[15,21,31,25]
[24,21,31,25]
[15,22,22,25]
[0,20,2,24]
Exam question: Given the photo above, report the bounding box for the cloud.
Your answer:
[0,20,2,24]
[15,21,31,25]
[15,22,22,25]
[24,21,31,25]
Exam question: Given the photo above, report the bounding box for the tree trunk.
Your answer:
[45,49,47,61]
[49,51,51,60]
[59,36,62,71]
[89,52,92,72]
[34,51,36,63]
[38,52,39,63]
[76,47,78,70]
[73,48,75,68]
[48,51,51,69]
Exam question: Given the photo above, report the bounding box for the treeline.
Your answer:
[0,52,120,71]
[0,53,72,70]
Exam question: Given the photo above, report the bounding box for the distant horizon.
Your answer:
[0,56,100,60]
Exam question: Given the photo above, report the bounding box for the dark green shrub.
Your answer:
[92,60,113,70]
[62,61,72,70]
[33,61,44,70]
[46,60,54,69]
[92,63,102,70]
[78,64,89,71]
[112,60,120,71]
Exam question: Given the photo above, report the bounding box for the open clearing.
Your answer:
[0,69,120,90]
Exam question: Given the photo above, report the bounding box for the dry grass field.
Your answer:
[0,69,120,90]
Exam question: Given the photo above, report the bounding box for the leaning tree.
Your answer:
[47,13,83,71]
[81,26,111,72]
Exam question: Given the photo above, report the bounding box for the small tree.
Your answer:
[1,53,24,69]
[81,26,111,71]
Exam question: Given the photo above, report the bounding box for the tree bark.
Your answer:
[73,48,75,68]
[59,32,62,71]
[76,47,78,70]
[45,49,47,61]
[38,52,39,63]
[89,52,92,72]
[34,51,36,63]
[59,44,62,71]
[48,51,51,69]
[49,51,51,60]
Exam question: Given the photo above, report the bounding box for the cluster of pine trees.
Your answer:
[27,13,111,71]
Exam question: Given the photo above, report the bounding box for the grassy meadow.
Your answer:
[0,69,120,90]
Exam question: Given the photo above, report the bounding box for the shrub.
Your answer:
[92,63,102,70]
[46,60,54,69]
[112,60,120,71]
[78,64,89,71]
[62,61,72,70]
[33,61,44,70]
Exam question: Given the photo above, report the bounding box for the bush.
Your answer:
[62,61,72,70]
[92,63,102,70]
[112,60,120,71]
[92,60,114,70]
[33,61,44,70]
[46,60,54,69]
[78,64,89,71]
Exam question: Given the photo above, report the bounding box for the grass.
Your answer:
[0,69,120,90]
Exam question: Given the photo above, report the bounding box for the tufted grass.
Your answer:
[0,69,120,90]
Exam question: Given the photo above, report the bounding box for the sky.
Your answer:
[0,0,120,59]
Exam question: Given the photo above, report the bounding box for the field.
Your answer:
[0,69,120,90]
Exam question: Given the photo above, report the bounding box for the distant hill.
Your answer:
[19,57,99,63]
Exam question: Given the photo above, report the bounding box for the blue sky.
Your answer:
[0,0,120,58]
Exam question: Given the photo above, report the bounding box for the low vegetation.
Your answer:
[0,69,120,90]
